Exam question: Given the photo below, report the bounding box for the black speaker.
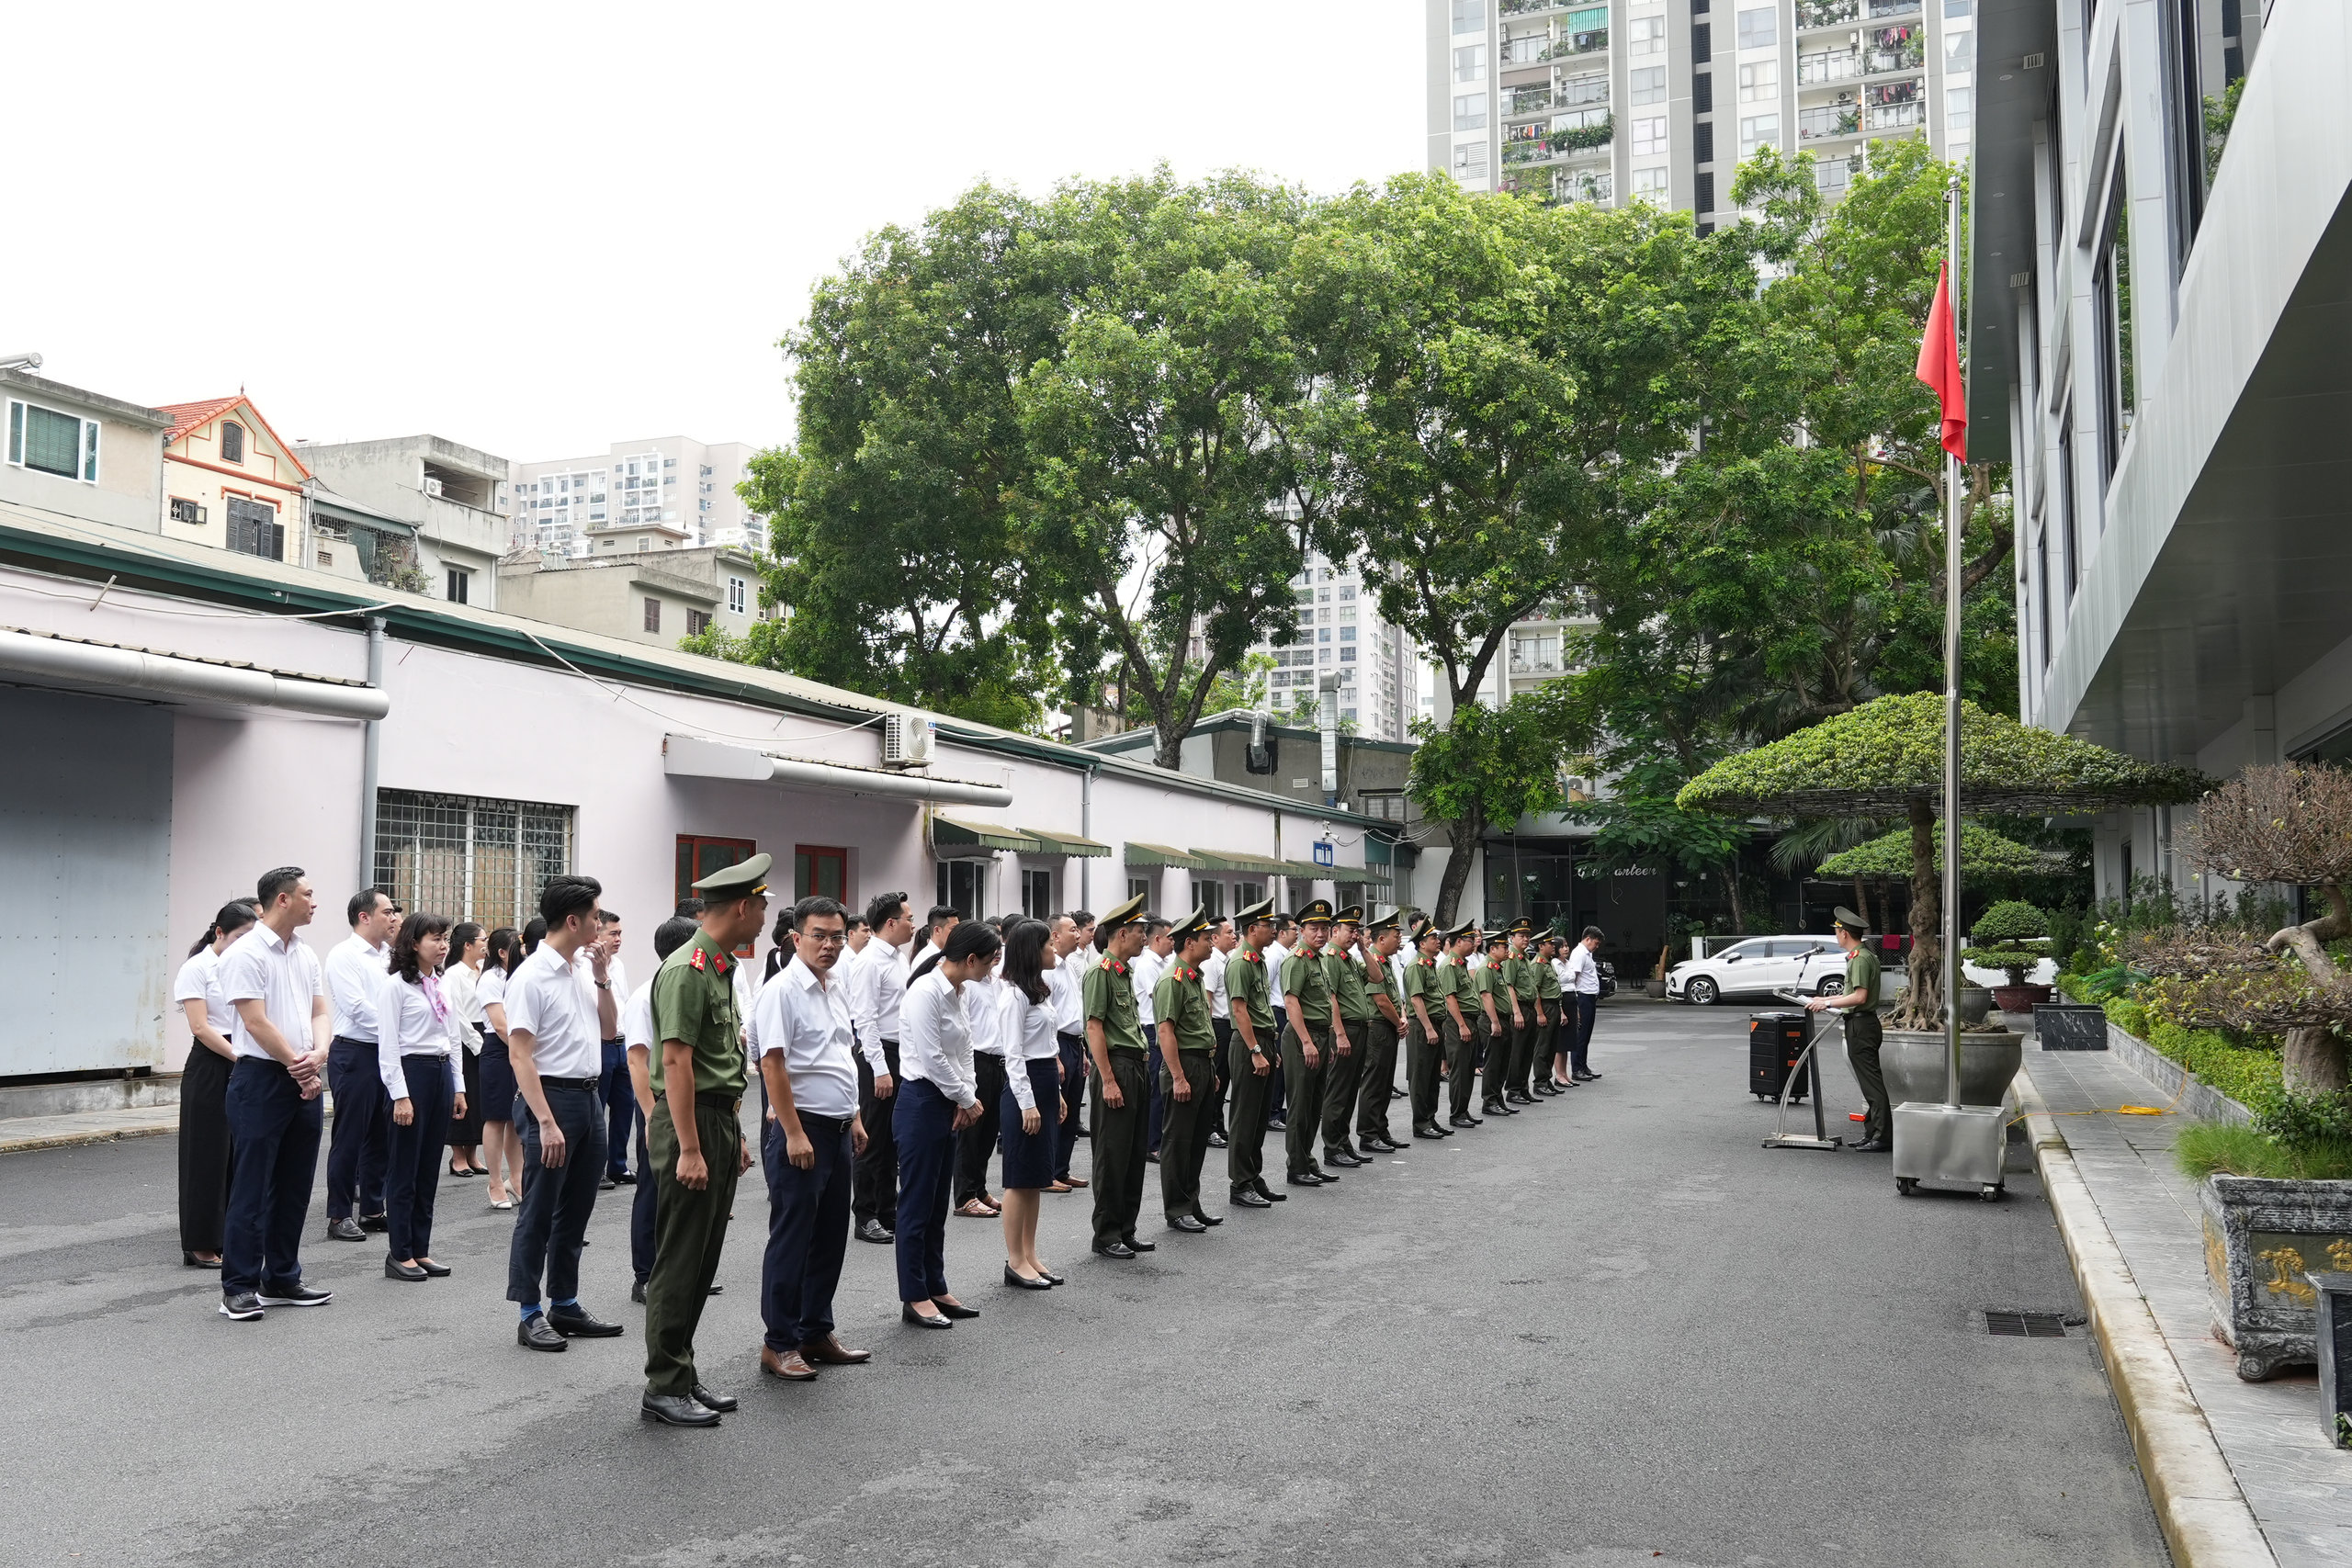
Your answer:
[1749,1010,1811,1101]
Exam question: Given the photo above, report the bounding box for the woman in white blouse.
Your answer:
[175,899,257,1268]
[894,921,1002,1328]
[443,922,488,1179]
[379,912,468,1280]
[995,919,1065,1289]
[476,926,526,1209]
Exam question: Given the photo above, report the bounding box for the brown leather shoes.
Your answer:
[759,1345,818,1382]
[799,1333,871,1365]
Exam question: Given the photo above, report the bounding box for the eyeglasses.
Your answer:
[803,930,847,945]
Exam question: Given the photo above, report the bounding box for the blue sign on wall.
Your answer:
[1313,841,1334,868]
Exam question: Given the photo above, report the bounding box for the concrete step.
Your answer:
[0,1074,180,1122]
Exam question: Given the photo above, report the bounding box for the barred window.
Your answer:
[374,789,576,930]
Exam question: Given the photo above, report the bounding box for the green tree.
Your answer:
[1295,175,1737,919]
[1573,756,1754,927]
[1407,694,1569,920]
[1018,168,1319,771]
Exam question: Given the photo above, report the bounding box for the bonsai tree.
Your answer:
[1678,693,2207,1029]
[1958,899,2050,990]
[2177,762,2352,1094]
[1816,821,2046,932]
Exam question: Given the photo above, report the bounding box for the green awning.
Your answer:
[1190,849,1289,875]
[932,815,1041,854]
[1125,841,1205,870]
[1022,827,1110,858]
[1281,859,1331,879]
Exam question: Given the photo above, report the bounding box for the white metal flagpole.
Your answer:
[1941,174,1963,1109]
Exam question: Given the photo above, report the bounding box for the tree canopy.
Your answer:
[1816,821,2047,880]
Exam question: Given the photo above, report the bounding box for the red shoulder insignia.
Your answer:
[689,948,707,972]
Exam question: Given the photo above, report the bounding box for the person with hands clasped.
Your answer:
[378,912,467,1282]
[1280,900,1341,1189]
[996,919,1065,1288]
[1083,893,1153,1258]
[895,920,1002,1325]
[1153,909,1223,1235]
[1221,897,1283,1208]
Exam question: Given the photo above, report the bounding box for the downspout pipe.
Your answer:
[359,615,384,891]
[1080,764,1094,909]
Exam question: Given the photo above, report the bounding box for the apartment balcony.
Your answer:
[1799,48,1862,85]
[1504,86,1554,118]
[1545,26,1608,60]
[1498,0,1565,14]
[1798,0,1920,31]
[1798,100,1862,141]
[1864,98,1926,132]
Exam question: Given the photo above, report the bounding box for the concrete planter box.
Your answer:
[1882,1028,2025,1109]
[2202,1175,2352,1380]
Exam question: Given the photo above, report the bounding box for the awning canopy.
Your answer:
[1190,849,1288,876]
[932,815,1041,858]
[1124,841,1204,869]
[1022,827,1109,858]
[663,734,1012,807]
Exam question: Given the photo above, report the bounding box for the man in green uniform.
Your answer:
[1476,933,1519,1118]
[1402,918,1450,1139]
[1532,928,1565,1095]
[1154,908,1221,1234]
[1086,893,1154,1258]
[641,853,769,1427]
[1807,907,1888,1151]
[1503,919,1544,1107]
[1354,911,1407,1154]
[1281,900,1341,1187]
[1320,907,1374,1170]
[1223,897,1284,1210]
[1440,922,1483,1129]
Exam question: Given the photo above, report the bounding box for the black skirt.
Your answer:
[477,1032,516,1123]
[177,1045,235,1254]
[998,1059,1060,1190]
[448,1043,484,1146]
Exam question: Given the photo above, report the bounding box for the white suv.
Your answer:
[1666,935,1848,1007]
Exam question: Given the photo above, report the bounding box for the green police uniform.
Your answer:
[1842,941,1888,1144]
[1223,901,1280,1200]
[1485,950,1524,1108]
[1154,915,1219,1226]
[1321,920,1374,1164]
[1281,902,1339,1180]
[1438,934,1481,1122]
[1353,925,1404,1146]
[1086,893,1152,1249]
[642,854,765,1406]
[1506,936,1544,1100]
[1402,944,1446,1134]
[1534,940,1564,1083]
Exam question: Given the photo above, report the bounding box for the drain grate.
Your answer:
[1984,1309,2069,1337]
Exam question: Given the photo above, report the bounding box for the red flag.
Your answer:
[1916,262,1966,461]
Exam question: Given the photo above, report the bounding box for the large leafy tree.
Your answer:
[707,184,1071,730]
[1407,694,1570,919]
[1295,174,1739,919]
[1018,168,1320,770]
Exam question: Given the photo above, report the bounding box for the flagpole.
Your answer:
[1941,174,1963,1109]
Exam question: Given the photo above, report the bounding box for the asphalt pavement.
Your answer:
[0,1003,2166,1567]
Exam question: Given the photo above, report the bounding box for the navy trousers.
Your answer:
[1054,1031,1086,1179]
[222,1058,323,1296]
[324,1035,389,1220]
[631,1118,658,1284]
[760,1113,854,1351]
[385,1055,451,1262]
[853,1039,900,1228]
[1570,993,1599,1074]
[599,1039,634,1179]
[506,1083,606,1309]
[891,1079,958,1303]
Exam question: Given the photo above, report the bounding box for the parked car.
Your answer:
[1666,935,1848,1006]
[1596,958,1618,1000]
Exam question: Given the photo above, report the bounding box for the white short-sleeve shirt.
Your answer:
[218,924,326,1063]
[503,944,603,1079]
[748,956,859,1122]
[174,949,233,1039]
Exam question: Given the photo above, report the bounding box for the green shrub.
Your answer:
[1972,900,2049,942]
[2256,1090,2352,1150]
[2176,1120,2352,1182]
[2095,995,2285,1115]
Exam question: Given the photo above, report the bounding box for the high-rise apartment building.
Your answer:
[1429,0,1976,223]
[1260,553,1418,741]
[509,435,764,558]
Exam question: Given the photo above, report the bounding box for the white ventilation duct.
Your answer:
[0,629,389,720]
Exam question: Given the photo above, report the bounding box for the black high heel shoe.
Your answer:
[1003,1263,1053,1291]
[901,1303,952,1329]
[183,1251,221,1269]
[1038,1267,1066,1285]
[934,1298,981,1320]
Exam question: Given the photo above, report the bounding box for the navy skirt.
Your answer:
[998,1059,1060,1190]
[477,1032,517,1123]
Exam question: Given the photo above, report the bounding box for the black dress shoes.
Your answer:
[1573,1070,1601,1081]
[1323,1148,1365,1168]
[1413,1122,1446,1140]
[518,1313,568,1351]
[1038,1269,1066,1285]
[1192,1210,1223,1226]
[855,1219,894,1245]
[257,1282,333,1307]
[1253,1179,1286,1201]
[184,1251,222,1269]
[1168,1213,1209,1234]
[326,1216,364,1242]
[418,1259,451,1278]
[692,1382,738,1412]
[1285,1172,1326,1187]
[220,1292,264,1320]
[1234,1189,1273,1208]
[1207,1132,1228,1148]
[901,1303,954,1327]
[549,1306,624,1337]
[936,1298,980,1319]
[640,1393,719,1427]
[1121,1235,1157,1253]
[1850,1136,1892,1153]
[1507,1091,1536,1106]
[384,1258,427,1281]
[631,1280,648,1303]
[1091,1239,1136,1259]
[358,1213,389,1234]
[1005,1264,1054,1290]
[1449,1114,1477,1129]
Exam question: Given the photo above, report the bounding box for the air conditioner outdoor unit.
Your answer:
[424,477,444,499]
[882,714,935,767]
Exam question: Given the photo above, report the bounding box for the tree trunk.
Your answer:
[1721,865,1747,934]
[2267,882,2352,1095]
[1898,797,1941,1029]
[2282,1027,2351,1097]
[1851,874,1869,931]
[1432,807,1485,926]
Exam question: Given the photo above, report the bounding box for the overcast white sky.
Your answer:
[11,1,1424,464]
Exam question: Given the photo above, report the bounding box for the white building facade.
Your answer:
[1260,553,1419,741]
[511,435,763,558]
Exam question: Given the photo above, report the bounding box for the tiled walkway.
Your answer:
[2026,1049,2352,1566]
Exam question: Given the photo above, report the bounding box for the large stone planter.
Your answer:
[2202,1175,2352,1380]
[1881,1027,2025,1109]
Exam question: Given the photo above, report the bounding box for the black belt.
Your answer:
[797,1111,852,1130]
[695,1091,742,1111]
[542,1076,598,1090]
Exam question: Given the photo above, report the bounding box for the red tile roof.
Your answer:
[154,395,312,480]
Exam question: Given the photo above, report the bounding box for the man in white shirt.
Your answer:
[1134,918,1173,1156]
[322,886,398,1242]
[1563,925,1606,1083]
[1203,916,1233,1145]
[217,865,334,1319]
[751,894,872,1382]
[595,910,635,1190]
[846,890,914,1245]
[504,874,621,1351]
[1265,915,1295,1128]
[1048,912,1091,1187]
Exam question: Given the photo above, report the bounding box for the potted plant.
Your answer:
[1960,899,2052,1019]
